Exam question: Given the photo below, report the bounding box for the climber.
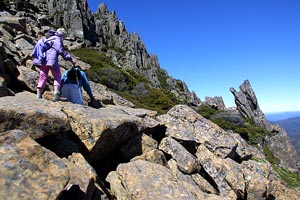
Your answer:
[60,65,95,105]
[34,28,76,101]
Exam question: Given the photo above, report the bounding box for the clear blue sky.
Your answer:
[87,0,300,113]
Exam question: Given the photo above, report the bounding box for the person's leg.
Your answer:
[69,85,83,104]
[37,66,49,99]
[61,84,71,101]
[50,67,62,101]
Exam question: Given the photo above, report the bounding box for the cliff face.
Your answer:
[1,1,300,199]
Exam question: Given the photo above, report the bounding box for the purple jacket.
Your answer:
[32,34,73,70]
[44,35,73,70]
[32,37,46,66]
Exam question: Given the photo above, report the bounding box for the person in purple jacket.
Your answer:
[34,28,75,101]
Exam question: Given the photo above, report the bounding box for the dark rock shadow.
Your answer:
[56,178,106,200]
[35,130,90,159]
[224,144,252,164]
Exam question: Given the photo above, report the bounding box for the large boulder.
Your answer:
[106,160,225,200]
[0,130,105,200]
[0,92,159,165]
[157,104,263,160]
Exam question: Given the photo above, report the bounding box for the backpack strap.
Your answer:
[44,37,57,52]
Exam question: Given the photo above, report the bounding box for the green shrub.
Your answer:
[89,67,135,91]
[116,88,176,115]
[131,88,176,114]
[273,165,300,188]
[197,105,271,145]
[197,105,221,119]
[144,88,176,111]
[235,125,269,145]
[212,118,236,130]
[156,69,169,89]
[71,48,116,69]
[263,146,280,165]
[251,156,268,163]
[126,70,152,85]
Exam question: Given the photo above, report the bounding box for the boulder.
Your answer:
[159,136,199,174]
[0,130,105,200]
[106,160,225,200]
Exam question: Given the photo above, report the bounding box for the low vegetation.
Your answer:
[197,105,270,145]
[273,165,300,188]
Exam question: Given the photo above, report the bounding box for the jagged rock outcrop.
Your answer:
[47,0,97,43]
[205,96,226,110]
[93,3,162,88]
[166,75,201,107]
[230,80,272,131]
[231,80,300,173]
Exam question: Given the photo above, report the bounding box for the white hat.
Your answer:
[56,28,67,38]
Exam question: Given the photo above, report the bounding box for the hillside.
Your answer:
[271,117,300,154]
[1,1,300,199]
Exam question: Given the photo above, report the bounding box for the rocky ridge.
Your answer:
[0,1,300,199]
[1,92,300,199]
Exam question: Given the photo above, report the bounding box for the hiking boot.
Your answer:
[58,96,68,102]
[53,93,59,102]
[37,88,43,99]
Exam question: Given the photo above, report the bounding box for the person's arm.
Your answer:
[60,70,68,89]
[56,37,75,65]
[80,71,94,100]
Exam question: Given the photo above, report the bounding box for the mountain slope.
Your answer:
[271,117,300,154]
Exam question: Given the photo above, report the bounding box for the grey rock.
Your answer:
[265,124,300,172]
[15,37,34,50]
[17,65,39,92]
[0,16,26,32]
[159,137,200,174]
[0,129,105,200]
[106,160,201,200]
[205,96,226,110]
[230,80,272,131]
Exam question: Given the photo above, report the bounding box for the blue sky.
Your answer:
[87,0,300,113]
